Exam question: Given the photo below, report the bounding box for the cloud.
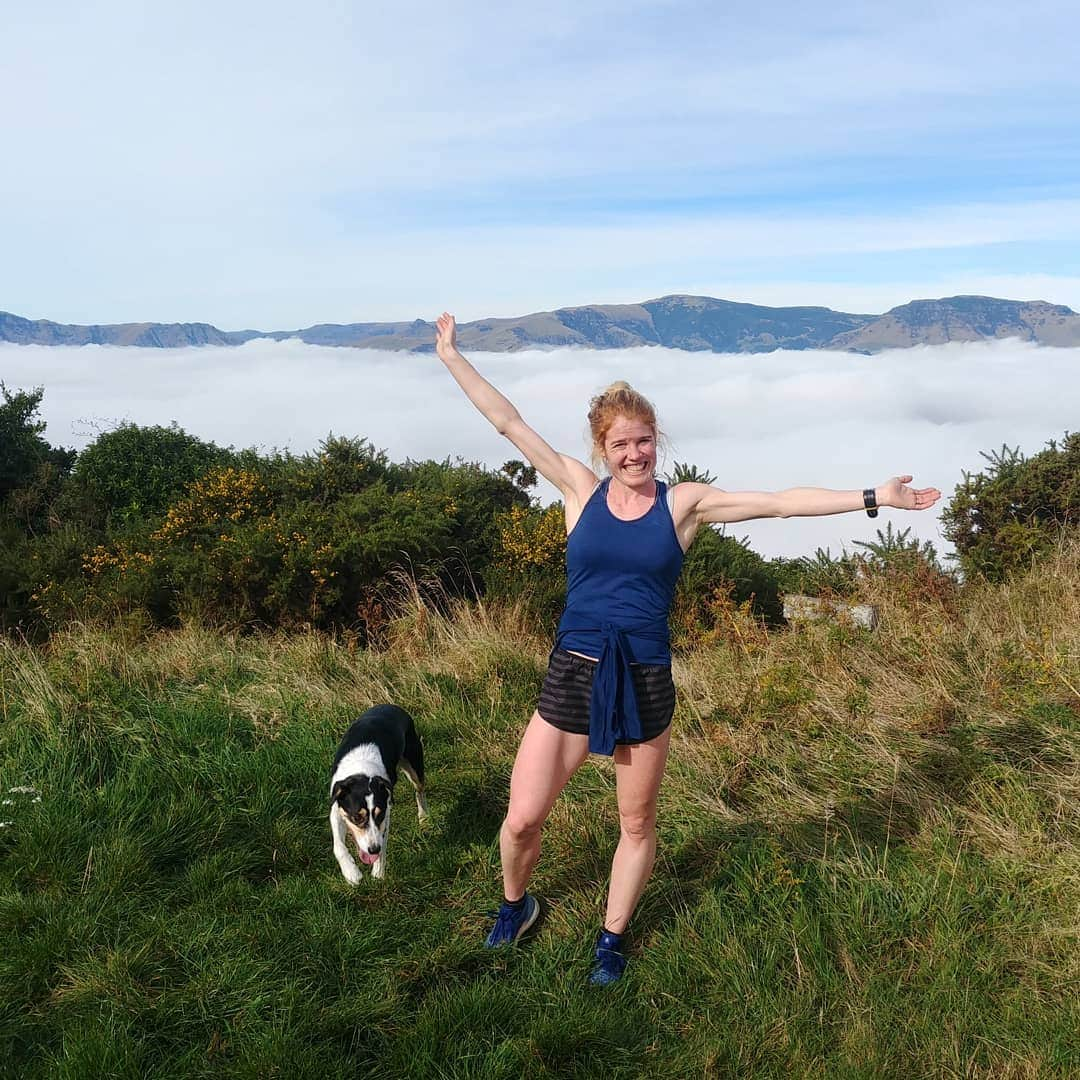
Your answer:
[4,338,1076,562]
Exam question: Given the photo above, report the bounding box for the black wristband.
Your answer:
[863,488,879,518]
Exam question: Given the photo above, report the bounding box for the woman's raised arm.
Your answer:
[435,313,595,500]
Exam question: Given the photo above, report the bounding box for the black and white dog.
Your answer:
[330,704,427,882]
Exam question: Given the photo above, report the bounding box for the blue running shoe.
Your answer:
[484,893,540,947]
[589,929,628,986]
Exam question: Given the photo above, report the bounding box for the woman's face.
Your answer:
[602,415,657,489]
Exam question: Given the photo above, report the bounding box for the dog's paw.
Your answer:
[371,858,385,880]
[338,859,363,884]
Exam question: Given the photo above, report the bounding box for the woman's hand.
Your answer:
[435,311,458,362]
[877,476,942,511]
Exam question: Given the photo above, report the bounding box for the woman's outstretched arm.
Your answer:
[435,313,595,500]
[671,476,942,546]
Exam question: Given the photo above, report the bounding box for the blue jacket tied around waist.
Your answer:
[554,478,685,755]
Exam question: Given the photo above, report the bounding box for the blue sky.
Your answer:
[4,0,1080,327]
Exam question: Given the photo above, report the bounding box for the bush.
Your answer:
[487,503,568,625]
[66,422,229,527]
[770,547,861,598]
[0,523,34,632]
[942,433,1080,581]
[0,384,50,502]
[56,449,532,637]
[267,436,391,505]
[671,527,784,646]
[390,458,531,594]
[770,525,957,614]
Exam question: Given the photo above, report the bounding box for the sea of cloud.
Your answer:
[3,338,1076,561]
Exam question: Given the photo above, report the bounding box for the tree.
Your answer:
[501,459,538,491]
[0,384,76,531]
[665,461,716,485]
[1,385,50,501]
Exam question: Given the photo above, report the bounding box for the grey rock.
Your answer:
[783,594,879,630]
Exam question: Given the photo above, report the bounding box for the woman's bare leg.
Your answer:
[604,727,672,932]
[500,711,590,900]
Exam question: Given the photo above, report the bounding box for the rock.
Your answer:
[783,594,879,630]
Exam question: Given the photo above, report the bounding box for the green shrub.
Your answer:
[0,523,35,632]
[0,384,51,502]
[942,433,1080,581]
[672,527,783,644]
[65,422,229,527]
[388,458,531,598]
[58,450,531,637]
[852,521,946,574]
[769,526,957,617]
[770,547,861,598]
[267,436,391,505]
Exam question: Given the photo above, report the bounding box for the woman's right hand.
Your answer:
[435,312,458,361]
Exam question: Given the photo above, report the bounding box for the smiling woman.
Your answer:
[435,310,941,986]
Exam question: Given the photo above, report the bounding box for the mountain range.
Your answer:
[3,294,1079,353]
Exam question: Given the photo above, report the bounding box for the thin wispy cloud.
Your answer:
[4,339,1075,561]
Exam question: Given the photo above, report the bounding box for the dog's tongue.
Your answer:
[358,851,379,866]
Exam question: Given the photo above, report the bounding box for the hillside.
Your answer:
[3,294,1079,352]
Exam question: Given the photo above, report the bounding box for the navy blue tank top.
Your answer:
[554,478,684,755]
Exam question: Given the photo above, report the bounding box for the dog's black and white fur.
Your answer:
[330,704,427,882]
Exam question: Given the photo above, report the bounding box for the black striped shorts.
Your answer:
[537,649,675,744]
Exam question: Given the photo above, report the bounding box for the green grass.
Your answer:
[1,548,1078,1078]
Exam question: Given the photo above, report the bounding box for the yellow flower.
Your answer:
[496,505,565,569]
[151,468,268,542]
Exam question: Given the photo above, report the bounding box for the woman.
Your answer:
[435,312,940,985]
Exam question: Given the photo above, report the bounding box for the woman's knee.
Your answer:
[618,808,657,842]
[503,806,546,841]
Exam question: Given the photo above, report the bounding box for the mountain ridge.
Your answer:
[3,294,1078,353]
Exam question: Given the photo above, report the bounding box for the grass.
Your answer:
[1,544,1078,1078]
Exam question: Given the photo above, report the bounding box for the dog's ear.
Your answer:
[331,779,351,806]
[370,776,392,802]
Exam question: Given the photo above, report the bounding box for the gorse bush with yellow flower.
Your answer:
[152,467,270,542]
[496,504,566,569]
[486,503,569,625]
[1,407,534,635]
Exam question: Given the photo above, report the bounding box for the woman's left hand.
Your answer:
[878,475,942,511]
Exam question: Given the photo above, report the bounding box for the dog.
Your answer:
[330,704,427,882]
